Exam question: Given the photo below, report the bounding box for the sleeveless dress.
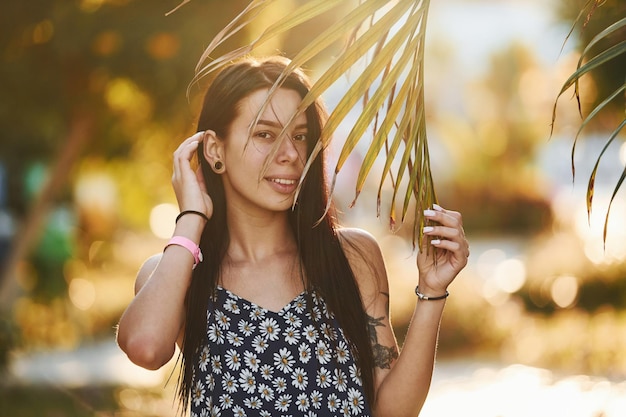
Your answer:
[190,286,373,417]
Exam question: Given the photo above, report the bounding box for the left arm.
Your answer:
[340,205,469,417]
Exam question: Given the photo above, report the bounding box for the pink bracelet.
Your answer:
[165,236,203,269]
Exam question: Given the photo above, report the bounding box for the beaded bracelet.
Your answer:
[415,286,449,301]
[176,210,209,224]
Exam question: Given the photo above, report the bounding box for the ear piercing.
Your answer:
[214,161,224,172]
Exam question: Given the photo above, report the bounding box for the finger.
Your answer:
[174,131,205,153]
[424,210,462,232]
[173,132,204,167]
[173,135,203,179]
[430,239,468,267]
[425,222,468,246]
[174,133,204,162]
[423,214,469,259]
[431,204,463,226]
[196,167,208,192]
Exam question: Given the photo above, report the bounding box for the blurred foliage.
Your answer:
[0,382,183,417]
[429,42,554,235]
[0,0,243,214]
[521,259,626,315]
[1,385,126,417]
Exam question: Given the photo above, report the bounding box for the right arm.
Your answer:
[116,132,211,370]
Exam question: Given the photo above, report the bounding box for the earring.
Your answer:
[213,161,224,173]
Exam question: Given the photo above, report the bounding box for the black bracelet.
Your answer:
[176,210,209,224]
[415,286,449,301]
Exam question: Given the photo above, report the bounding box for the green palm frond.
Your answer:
[171,0,435,247]
[553,6,626,245]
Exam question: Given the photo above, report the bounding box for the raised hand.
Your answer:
[172,131,213,220]
[417,204,469,295]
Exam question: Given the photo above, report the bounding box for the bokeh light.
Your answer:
[146,32,180,60]
[494,258,526,293]
[32,20,54,45]
[149,203,178,239]
[75,172,118,214]
[550,275,579,309]
[104,78,153,122]
[68,278,96,311]
[476,249,526,306]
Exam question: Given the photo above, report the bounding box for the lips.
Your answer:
[266,176,300,194]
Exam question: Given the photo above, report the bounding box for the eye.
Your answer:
[293,133,308,142]
[254,131,274,140]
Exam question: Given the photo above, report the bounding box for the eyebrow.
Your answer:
[256,119,308,130]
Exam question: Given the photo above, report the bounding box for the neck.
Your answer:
[225,206,297,263]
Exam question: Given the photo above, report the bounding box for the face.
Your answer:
[218,88,309,215]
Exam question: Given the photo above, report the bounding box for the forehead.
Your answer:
[237,88,308,126]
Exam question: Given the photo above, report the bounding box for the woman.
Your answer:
[117,56,469,417]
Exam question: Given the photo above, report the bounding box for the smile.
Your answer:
[268,178,297,185]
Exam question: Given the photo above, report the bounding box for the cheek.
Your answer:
[247,139,274,155]
[296,142,309,161]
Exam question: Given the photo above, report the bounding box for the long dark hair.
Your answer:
[177,56,375,410]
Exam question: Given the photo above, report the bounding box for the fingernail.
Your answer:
[424,209,436,217]
[433,204,443,211]
[430,239,441,245]
[423,226,434,233]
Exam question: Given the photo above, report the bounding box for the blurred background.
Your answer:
[1,0,625,416]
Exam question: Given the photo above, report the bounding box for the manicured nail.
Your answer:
[433,204,443,211]
[423,226,434,233]
[424,209,436,217]
[430,239,441,245]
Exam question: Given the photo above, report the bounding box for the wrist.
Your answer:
[415,285,449,301]
[176,209,209,223]
[164,236,203,269]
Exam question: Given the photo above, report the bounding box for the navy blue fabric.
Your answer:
[190,287,372,417]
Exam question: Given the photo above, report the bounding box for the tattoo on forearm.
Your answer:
[372,343,399,369]
[367,292,399,369]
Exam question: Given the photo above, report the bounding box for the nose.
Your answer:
[276,136,302,164]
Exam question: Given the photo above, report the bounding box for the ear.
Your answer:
[202,130,225,170]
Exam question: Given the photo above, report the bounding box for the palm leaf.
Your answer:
[558,0,596,55]
[552,39,626,128]
[261,0,418,182]
[586,119,626,217]
[571,84,626,181]
[187,0,345,87]
[172,0,434,245]
[553,8,626,245]
[604,164,626,246]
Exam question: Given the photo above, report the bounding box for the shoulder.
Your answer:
[134,253,162,294]
[336,227,388,302]
[337,227,384,264]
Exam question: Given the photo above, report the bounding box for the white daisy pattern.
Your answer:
[190,288,372,416]
[198,346,210,372]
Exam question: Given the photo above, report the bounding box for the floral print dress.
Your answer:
[190,287,372,417]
